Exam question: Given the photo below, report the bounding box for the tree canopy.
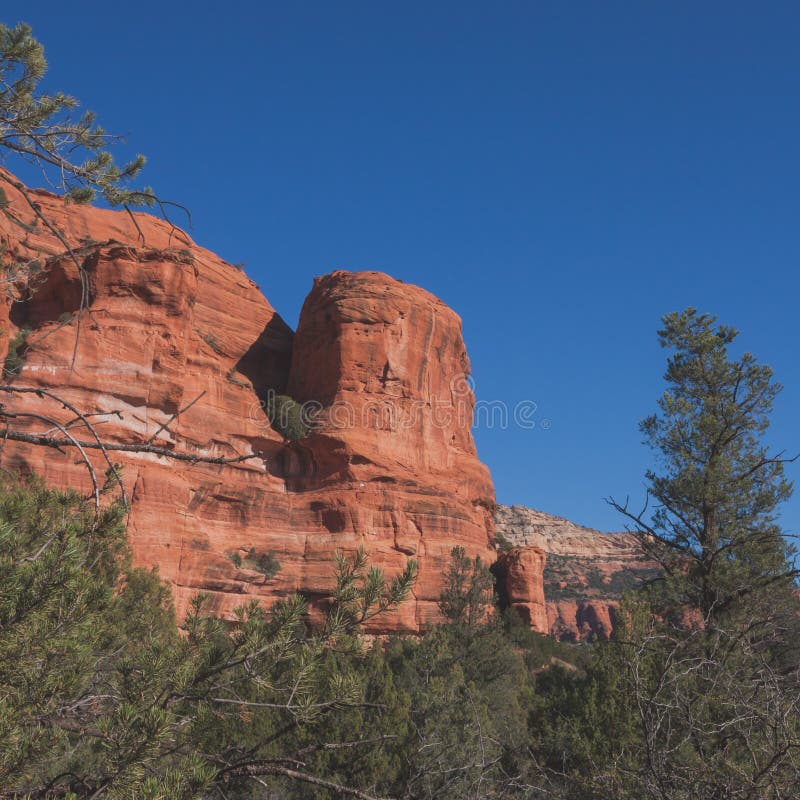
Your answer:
[533,308,800,799]
[610,307,797,617]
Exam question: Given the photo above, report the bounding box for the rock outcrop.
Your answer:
[495,504,660,640]
[0,170,494,632]
[0,169,659,641]
[494,546,548,632]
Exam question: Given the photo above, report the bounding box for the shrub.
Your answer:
[250,548,281,579]
[197,329,223,354]
[225,367,248,387]
[227,548,281,580]
[439,546,495,628]
[266,393,311,441]
[3,326,31,377]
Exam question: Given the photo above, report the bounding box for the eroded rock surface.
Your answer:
[0,169,658,641]
[0,171,493,632]
[494,546,548,632]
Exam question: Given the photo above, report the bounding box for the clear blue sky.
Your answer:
[6,2,799,533]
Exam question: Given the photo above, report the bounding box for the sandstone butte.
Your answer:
[0,169,655,638]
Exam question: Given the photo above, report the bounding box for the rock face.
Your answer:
[495,504,660,640]
[0,169,658,641]
[285,271,496,625]
[494,547,548,632]
[0,170,494,632]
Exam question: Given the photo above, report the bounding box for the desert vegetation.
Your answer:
[266,393,313,442]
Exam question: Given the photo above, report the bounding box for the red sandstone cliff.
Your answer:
[495,504,660,640]
[0,171,494,632]
[0,170,658,641]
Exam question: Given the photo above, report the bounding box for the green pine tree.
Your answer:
[590,308,800,799]
[0,22,153,208]
[610,308,797,619]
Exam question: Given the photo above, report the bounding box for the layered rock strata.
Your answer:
[0,171,494,632]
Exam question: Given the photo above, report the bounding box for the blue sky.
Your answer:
[5,2,799,533]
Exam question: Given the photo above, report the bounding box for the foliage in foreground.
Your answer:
[0,473,582,800]
[0,475,417,799]
[0,21,152,208]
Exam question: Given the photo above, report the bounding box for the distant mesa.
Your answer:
[495,504,661,640]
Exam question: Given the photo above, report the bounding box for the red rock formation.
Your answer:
[495,505,660,640]
[494,547,548,633]
[286,271,496,624]
[0,170,494,632]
